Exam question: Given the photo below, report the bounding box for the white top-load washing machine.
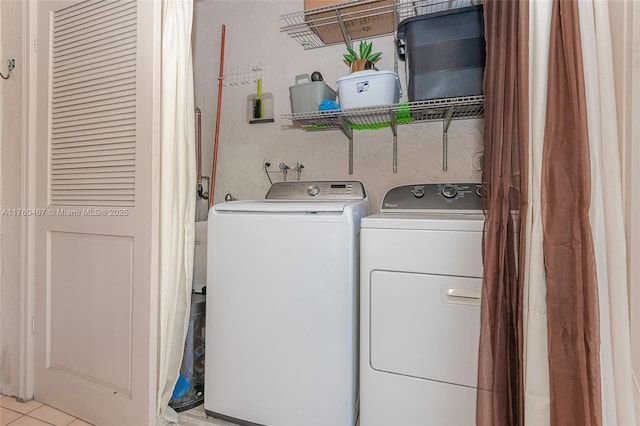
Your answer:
[205,181,368,426]
[360,183,485,426]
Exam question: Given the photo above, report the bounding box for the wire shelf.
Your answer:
[282,95,484,129]
[283,95,484,174]
[280,0,479,49]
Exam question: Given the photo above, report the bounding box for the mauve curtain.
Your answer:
[477,1,528,424]
[541,0,601,425]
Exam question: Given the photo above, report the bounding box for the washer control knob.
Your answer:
[412,187,425,198]
[475,185,483,197]
[441,185,458,199]
[307,185,320,196]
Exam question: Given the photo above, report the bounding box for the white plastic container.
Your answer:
[336,70,402,109]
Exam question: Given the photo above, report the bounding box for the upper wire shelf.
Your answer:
[280,0,478,49]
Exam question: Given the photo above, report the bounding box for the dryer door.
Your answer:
[369,270,481,388]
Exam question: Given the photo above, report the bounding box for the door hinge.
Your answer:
[32,316,36,334]
[34,34,39,52]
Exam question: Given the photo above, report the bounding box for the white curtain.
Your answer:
[624,3,640,420]
[578,1,638,425]
[523,1,639,425]
[157,0,196,422]
[617,2,640,420]
[522,1,551,424]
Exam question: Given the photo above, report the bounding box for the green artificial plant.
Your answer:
[343,40,382,72]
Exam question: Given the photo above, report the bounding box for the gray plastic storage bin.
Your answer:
[397,5,485,101]
[289,74,337,113]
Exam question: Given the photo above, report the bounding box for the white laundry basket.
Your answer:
[336,70,401,109]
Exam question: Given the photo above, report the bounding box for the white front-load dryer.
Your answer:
[360,183,485,426]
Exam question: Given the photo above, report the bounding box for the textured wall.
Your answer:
[192,0,483,215]
[0,0,25,397]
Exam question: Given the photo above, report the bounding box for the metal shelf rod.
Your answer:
[335,9,353,48]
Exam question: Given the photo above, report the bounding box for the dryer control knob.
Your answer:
[307,185,320,196]
[412,187,425,198]
[441,185,458,199]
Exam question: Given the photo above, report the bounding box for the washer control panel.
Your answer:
[265,181,366,200]
[381,183,483,211]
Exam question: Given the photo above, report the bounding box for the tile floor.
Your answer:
[0,395,92,426]
[0,395,237,426]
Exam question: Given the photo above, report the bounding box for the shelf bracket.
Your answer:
[335,9,352,49]
[337,116,354,174]
[390,111,398,173]
[442,106,454,171]
[349,137,354,175]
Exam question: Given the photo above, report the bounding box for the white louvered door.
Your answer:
[32,1,160,424]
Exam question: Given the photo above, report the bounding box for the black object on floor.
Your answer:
[169,293,206,412]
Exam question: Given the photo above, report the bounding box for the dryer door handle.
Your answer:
[443,287,482,306]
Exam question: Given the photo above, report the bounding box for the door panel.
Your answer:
[32,1,159,424]
[370,270,481,388]
[47,231,133,393]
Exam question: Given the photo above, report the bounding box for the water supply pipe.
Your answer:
[195,107,209,199]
